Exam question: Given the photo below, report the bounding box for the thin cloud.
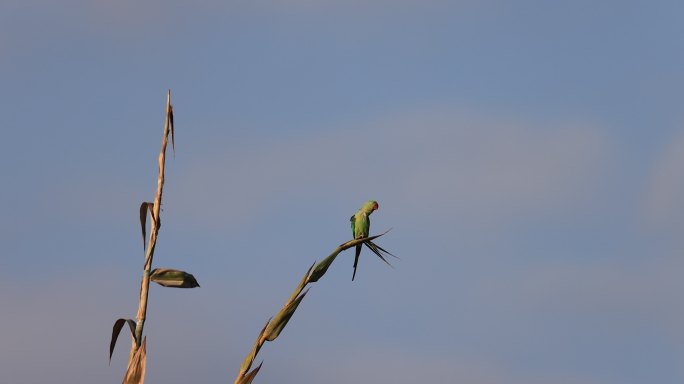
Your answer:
[642,127,684,231]
[0,0,495,58]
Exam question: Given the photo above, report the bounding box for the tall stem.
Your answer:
[133,90,171,348]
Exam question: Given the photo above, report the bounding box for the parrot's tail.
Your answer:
[352,245,361,281]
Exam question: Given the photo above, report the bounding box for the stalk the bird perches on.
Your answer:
[350,200,394,280]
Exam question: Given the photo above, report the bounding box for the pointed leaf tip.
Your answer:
[168,104,175,157]
[238,362,263,384]
[287,262,314,303]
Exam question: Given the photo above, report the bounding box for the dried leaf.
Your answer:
[123,337,146,384]
[237,362,263,384]
[240,319,270,375]
[149,268,200,288]
[264,290,308,342]
[138,202,153,250]
[168,104,175,157]
[288,263,314,303]
[110,318,136,363]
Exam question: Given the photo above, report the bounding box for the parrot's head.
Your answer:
[363,200,379,213]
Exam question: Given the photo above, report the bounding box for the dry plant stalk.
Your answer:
[233,231,394,384]
[110,90,198,384]
[133,90,172,348]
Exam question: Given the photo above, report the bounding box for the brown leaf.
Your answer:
[110,318,136,363]
[168,104,175,157]
[138,202,153,250]
[123,337,146,384]
[237,362,263,384]
[149,268,200,288]
[287,263,314,304]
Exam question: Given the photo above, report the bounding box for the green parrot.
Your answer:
[350,200,379,281]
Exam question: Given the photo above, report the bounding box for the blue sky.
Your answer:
[1,1,683,383]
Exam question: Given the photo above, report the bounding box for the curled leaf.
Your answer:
[110,318,136,363]
[168,104,175,157]
[264,290,309,342]
[149,268,200,288]
[138,202,153,250]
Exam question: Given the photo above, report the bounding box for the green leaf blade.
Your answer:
[149,268,200,288]
[309,252,340,282]
[264,290,309,342]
